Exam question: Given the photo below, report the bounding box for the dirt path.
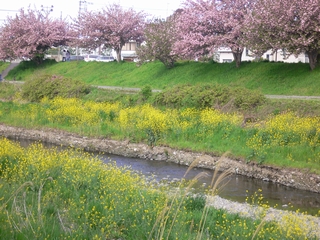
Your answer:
[265,94,320,100]
[3,80,320,100]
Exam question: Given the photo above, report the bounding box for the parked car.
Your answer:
[83,54,99,62]
[95,56,115,62]
[69,55,84,61]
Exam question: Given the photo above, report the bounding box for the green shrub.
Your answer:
[0,82,20,100]
[22,74,91,102]
[140,85,152,101]
[231,87,267,110]
[154,83,266,110]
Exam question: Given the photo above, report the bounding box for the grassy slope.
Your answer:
[0,62,10,74]
[6,60,320,95]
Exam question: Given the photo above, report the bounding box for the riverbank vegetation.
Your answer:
[1,138,318,239]
[5,60,320,96]
[1,61,320,238]
[0,74,320,172]
[0,93,319,173]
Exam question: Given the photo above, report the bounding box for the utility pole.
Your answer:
[79,0,93,18]
[41,5,55,60]
[78,1,93,56]
[41,5,54,15]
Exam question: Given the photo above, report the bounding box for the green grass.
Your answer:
[2,60,320,171]
[0,82,21,100]
[1,60,320,239]
[5,60,320,95]
[0,99,319,174]
[1,138,317,239]
[0,62,10,74]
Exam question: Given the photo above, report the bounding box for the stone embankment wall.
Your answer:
[1,123,320,193]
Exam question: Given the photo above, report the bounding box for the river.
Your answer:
[15,138,320,216]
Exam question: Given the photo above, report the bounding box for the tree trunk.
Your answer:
[115,49,122,62]
[306,50,318,71]
[232,51,243,68]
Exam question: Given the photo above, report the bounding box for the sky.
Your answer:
[0,0,184,23]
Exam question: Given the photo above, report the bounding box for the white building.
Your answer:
[215,47,309,63]
[110,40,140,62]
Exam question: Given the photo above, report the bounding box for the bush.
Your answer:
[154,83,266,110]
[140,85,152,101]
[231,87,267,110]
[0,82,21,100]
[22,74,91,102]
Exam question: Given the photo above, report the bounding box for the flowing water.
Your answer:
[15,138,320,216]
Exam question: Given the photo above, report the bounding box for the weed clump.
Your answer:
[154,83,266,111]
[22,74,91,102]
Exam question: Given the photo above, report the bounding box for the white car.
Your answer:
[83,54,99,62]
[95,56,115,62]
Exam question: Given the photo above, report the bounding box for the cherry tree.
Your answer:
[75,4,146,62]
[214,0,254,67]
[175,0,253,67]
[245,0,320,70]
[0,8,70,64]
[71,9,109,52]
[136,16,179,69]
[174,0,220,60]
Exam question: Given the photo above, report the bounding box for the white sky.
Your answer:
[0,0,184,23]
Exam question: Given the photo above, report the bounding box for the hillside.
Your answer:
[0,62,10,76]
[5,60,320,96]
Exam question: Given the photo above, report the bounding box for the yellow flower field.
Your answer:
[0,138,318,239]
[0,97,319,170]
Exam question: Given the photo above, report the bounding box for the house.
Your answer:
[214,47,309,63]
[121,40,140,62]
[111,40,140,62]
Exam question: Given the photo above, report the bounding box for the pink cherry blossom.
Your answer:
[244,0,320,70]
[136,15,179,68]
[0,8,70,63]
[73,4,146,62]
[175,0,253,67]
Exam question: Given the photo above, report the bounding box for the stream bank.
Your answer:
[1,123,320,194]
[1,123,320,238]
